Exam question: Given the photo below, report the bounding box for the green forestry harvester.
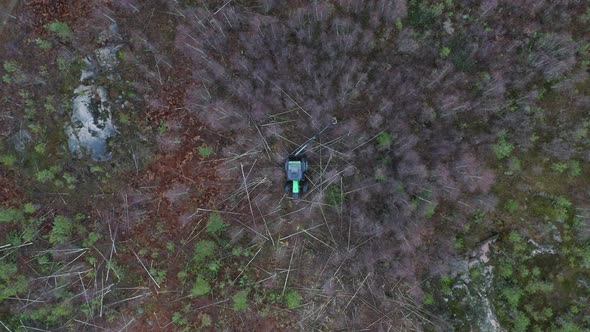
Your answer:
[284,117,338,199]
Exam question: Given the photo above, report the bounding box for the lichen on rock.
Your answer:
[65,24,123,161]
[66,85,116,161]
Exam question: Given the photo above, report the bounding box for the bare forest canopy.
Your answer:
[0,0,589,331]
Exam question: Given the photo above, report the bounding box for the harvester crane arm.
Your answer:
[291,117,338,157]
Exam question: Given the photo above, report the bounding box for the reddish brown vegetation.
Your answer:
[25,0,90,31]
[0,173,21,205]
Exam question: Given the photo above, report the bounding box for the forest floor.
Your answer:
[0,0,589,331]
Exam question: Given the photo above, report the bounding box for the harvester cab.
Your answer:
[284,117,338,199]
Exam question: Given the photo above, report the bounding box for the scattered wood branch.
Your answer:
[233,246,263,284]
[131,249,160,289]
[74,319,108,331]
[343,272,371,312]
[282,243,297,296]
[0,319,12,332]
[241,162,258,225]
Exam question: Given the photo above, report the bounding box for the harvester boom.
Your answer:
[291,117,338,157]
